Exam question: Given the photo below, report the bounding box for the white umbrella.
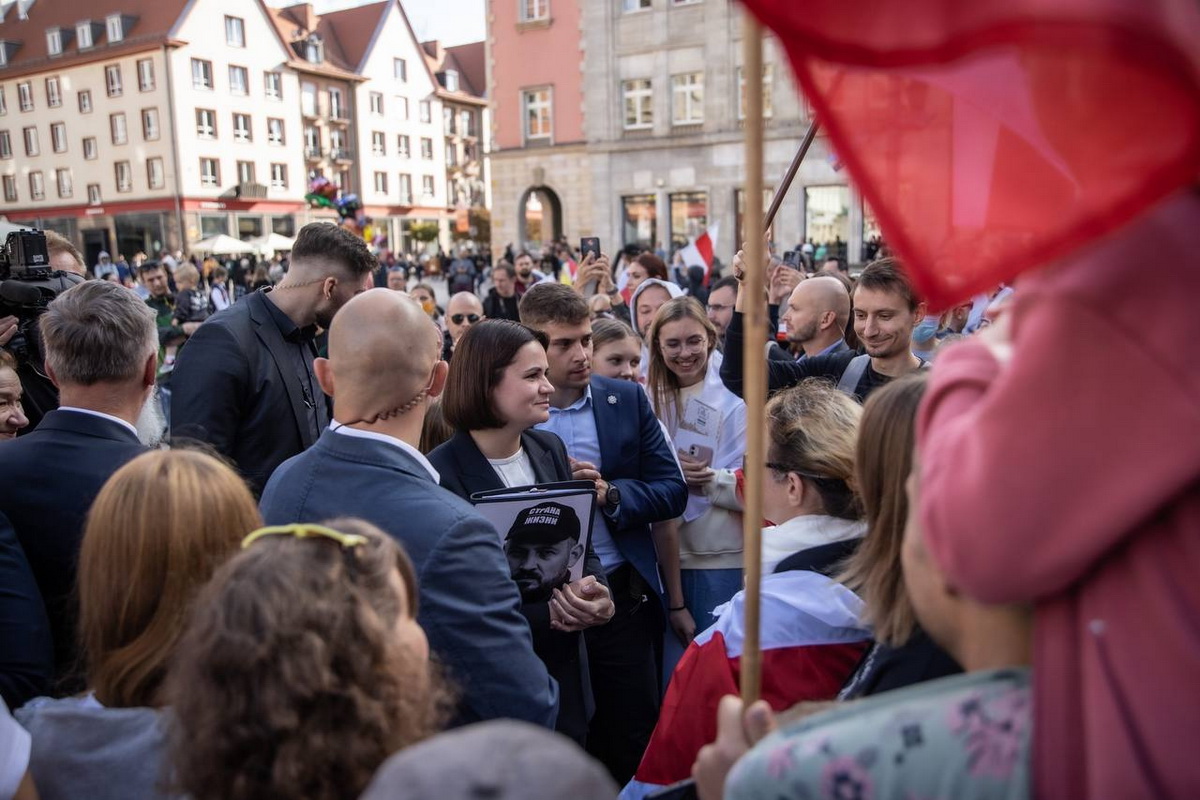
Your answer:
[191,234,254,255]
[247,232,296,255]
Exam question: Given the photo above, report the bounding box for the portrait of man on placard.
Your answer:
[503,502,586,602]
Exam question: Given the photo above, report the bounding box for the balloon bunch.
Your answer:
[304,177,383,247]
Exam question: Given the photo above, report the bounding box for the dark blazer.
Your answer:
[584,375,688,601]
[481,290,521,322]
[0,510,53,709]
[260,429,559,729]
[0,410,145,684]
[428,429,606,743]
[170,289,324,494]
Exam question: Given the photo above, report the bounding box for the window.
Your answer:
[368,92,383,115]
[200,158,219,187]
[83,137,97,160]
[519,0,549,22]
[398,173,412,203]
[0,87,6,115]
[304,125,320,156]
[232,113,251,142]
[142,108,160,141]
[29,171,44,201]
[110,113,128,145]
[396,96,409,120]
[264,71,282,100]
[397,134,410,158]
[622,194,657,248]
[45,77,62,107]
[225,16,245,47]
[2,175,15,202]
[196,109,216,139]
[147,157,164,189]
[371,131,385,156]
[301,82,318,116]
[192,59,213,90]
[329,128,346,156]
[459,110,474,137]
[50,122,66,153]
[137,59,155,91]
[671,72,703,125]
[420,137,433,159]
[737,64,774,119]
[445,142,457,166]
[106,14,124,42]
[22,127,37,156]
[87,183,101,204]
[373,171,387,193]
[393,58,407,81]
[522,88,551,140]
[77,23,94,49]
[669,191,708,249]
[0,131,8,158]
[270,163,287,189]
[623,0,651,10]
[444,70,459,92]
[672,0,700,4]
[115,161,132,192]
[622,79,653,129]
[228,66,248,96]
[56,168,72,198]
[105,65,122,97]
[421,175,435,199]
[444,106,455,134]
[46,29,63,56]
[17,82,32,112]
[329,89,344,119]
[78,90,92,113]
[266,118,284,146]
[419,100,431,123]
[304,35,324,64]
[236,160,255,185]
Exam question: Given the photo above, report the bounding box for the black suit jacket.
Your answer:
[428,429,606,743]
[482,290,521,322]
[0,510,53,709]
[0,410,145,684]
[170,290,324,494]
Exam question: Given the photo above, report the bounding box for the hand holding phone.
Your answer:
[580,237,601,260]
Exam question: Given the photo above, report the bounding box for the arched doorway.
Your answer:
[518,185,563,249]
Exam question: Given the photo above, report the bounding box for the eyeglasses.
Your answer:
[450,313,481,325]
[764,462,837,484]
[241,523,367,550]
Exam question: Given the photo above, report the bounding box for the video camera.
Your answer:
[0,228,84,364]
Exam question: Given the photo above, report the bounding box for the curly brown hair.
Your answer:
[167,518,451,800]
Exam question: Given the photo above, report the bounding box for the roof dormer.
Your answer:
[75,20,103,50]
[106,13,137,43]
[15,0,34,21]
[302,33,323,64]
[0,40,21,67]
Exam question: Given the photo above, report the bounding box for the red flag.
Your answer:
[739,0,1200,309]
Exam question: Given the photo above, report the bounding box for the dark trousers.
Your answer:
[584,563,664,785]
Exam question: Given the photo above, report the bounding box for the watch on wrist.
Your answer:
[604,483,621,513]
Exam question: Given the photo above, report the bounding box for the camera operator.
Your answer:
[0,231,86,431]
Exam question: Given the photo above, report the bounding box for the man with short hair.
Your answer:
[514,251,547,294]
[721,257,926,401]
[445,292,485,357]
[260,289,558,729]
[780,275,851,360]
[705,277,739,344]
[504,502,586,602]
[0,281,156,684]
[483,262,521,321]
[141,260,199,424]
[520,282,687,784]
[386,266,408,292]
[171,222,375,493]
[44,231,85,276]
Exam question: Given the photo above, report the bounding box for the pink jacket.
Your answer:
[917,189,1200,799]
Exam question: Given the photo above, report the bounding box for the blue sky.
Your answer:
[307,0,487,47]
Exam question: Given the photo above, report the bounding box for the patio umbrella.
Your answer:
[190,234,254,256]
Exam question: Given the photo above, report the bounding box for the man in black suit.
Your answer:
[0,281,154,686]
[171,223,376,494]
[482,262,521,321]
[260,289,559,729]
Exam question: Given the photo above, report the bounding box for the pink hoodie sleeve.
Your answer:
[917,293,1200,604]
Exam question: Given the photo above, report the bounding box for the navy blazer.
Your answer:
[171,289,324,495]
[428,429,605,743]
[580,375,688,600]
[0,510,53,709]
[0,410,145,684]
[260,429,559,729]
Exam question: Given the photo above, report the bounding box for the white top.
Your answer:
[331,422,440,482]
[487,447,537,488]
[0,696,30,800]
[57,406,138,438]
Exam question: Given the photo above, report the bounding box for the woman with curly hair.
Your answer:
[167,517,449,800]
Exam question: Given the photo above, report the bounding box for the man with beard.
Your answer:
[0,281,155,690]
[140,260,200,425]
[513,251,548,294]
[504,503,586,601]
[171,223,375,494]
[778,275,851,360]
[721,258,926,402]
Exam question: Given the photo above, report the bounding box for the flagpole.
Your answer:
[764,118,820,233]
[739,12,766,707]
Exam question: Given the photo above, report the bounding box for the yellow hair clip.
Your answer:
[241,523,368,550]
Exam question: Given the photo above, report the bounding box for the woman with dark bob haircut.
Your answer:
[166,517,450,800]
[428,319,614,744]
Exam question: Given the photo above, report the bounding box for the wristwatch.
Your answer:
[603,483,621,515]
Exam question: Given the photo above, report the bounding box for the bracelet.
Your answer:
[668,605,687,612]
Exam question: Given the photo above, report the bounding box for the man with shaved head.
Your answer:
[260,289,559,730]
[444,291,485,359]
[780,275,851,359]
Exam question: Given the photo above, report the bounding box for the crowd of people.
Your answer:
[0,191,1194,800]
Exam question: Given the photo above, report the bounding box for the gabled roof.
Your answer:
[0,0,191,79]
[423,38,486,103]
[266,2,369,82]
[319,0,386,73]
[445,41,484,98]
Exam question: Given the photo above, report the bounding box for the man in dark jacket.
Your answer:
[482,262,521,321]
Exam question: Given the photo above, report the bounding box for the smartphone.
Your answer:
[580,237,601,260]
[782,250,803,270]
[684,444,714,467]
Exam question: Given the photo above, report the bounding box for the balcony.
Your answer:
[331,148,354,163]
[328,112,350,127]
[305,146,323,161]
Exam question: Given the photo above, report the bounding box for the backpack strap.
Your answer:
[836,354,871,396]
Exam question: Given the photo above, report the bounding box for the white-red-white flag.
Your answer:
[676,222,719,285]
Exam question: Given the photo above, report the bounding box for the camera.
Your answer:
[0,228,84,364]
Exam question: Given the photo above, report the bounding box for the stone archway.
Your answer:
[517,185,563,249]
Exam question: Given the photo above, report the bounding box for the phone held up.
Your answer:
[580,237,601,260]
[782,250,803,271]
